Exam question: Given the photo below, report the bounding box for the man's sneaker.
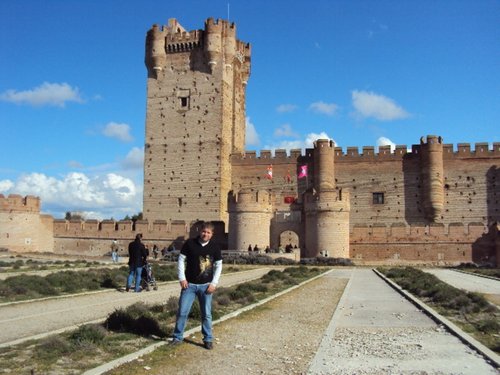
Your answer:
[169,339,182,346]
[125,287,130,292]
[204,341,213,350]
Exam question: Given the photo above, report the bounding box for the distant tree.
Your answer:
[122,213,143,222]
[131,212,143,222]
[65,212,84,221]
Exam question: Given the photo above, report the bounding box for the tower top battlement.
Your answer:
[230,139,500,165]
[0,194,40,213]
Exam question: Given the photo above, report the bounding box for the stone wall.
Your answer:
[0,195,54,253]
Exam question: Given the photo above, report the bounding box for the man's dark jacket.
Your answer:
[128,239,147,267]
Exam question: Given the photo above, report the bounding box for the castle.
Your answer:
[0,18,499,265]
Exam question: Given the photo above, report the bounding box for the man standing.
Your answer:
[171,222,222,350]
[126,233,148,292]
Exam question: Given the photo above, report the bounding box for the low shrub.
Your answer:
[34,336,74,362]
[165,296,179,314]
[105,303,166,337]
[1,274,57,298]
[70,324,107,347]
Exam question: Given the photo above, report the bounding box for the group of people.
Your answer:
[125,222,222,350]
[247,243,298,254]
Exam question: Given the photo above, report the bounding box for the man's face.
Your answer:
[199,228,213,242]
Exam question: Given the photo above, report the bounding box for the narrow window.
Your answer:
[373,192,385,204]
[180,96,189,108]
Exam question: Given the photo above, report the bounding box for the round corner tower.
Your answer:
[304,139,350,258]
[227,189,273,250]
[420,135,444,222]
[143,18,251,225]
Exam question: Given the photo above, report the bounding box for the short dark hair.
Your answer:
[201,222,215,233]
[135,233,143,241]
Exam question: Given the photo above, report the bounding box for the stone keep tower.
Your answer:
[143,18,251,224]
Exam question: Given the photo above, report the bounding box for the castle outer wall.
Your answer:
[0,195,53,253]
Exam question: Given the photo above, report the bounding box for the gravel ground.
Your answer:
[309,268,498,375]
[106,270,348,375]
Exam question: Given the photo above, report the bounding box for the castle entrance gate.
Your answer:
[279,230,299,250]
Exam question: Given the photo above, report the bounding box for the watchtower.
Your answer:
[143,18,251,224]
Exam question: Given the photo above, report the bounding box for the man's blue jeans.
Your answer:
[127,265,143,292]
[173,283,213,343]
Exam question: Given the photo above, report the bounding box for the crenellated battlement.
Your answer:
[230,140,500,165]
[53,218,192,238]
[227,189,273,213]
[0,194,40,213]
[205,17,236,34]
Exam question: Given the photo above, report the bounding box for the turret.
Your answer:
[304,139,350,258]
[313,139,335,191]
[204,18,223,73]
[227,190,272,250]
[420,135,444,222]
[223,22,236,67]
[145,24,167,79]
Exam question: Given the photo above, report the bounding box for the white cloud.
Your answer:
[102,122,133,142]
[274,124,299,138]
[376,136,396,152]
[264,132,335,152]
[122,147,144,169]
[0,82,84,107]
[309,101,339,116]
[352,90,409,121]
[3,172,141,220]
[276,104,298,113]
[245,117,260,146]
[0,180,14,193]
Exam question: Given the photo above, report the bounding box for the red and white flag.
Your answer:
[266,165,273,179]
[298,164,308,179]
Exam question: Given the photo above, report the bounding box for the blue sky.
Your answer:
[0,0,498,220]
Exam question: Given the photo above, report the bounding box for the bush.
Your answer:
[150,264,177,282]
[105,303,166,337]
[215,294,231,306]
[165,296,179,314]
[274,257,296,265]
[34,336,74,362]
[477,318,500,333]
[70,324,106,347]
[2,274,57,298]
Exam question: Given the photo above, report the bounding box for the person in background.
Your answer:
[111,239,119,263]
[126,233,148,292]
[171,222,222,350]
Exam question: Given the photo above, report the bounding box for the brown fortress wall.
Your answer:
[51,218,204,256]
[0,195,53,253]
[230,142,499,264]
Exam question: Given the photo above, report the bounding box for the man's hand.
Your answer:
[206,284,216,294]
[180,280,188,289]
